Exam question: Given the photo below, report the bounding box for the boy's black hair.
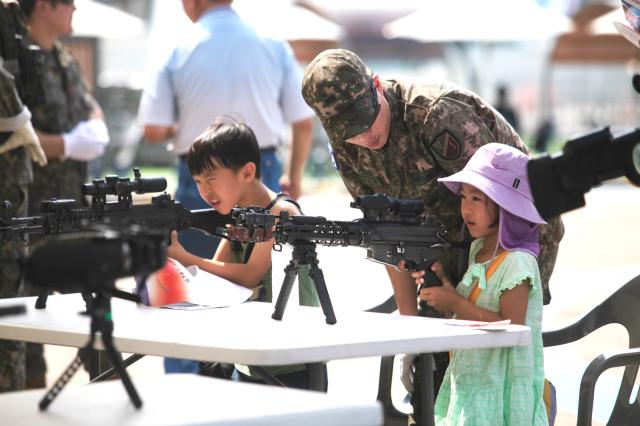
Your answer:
[187,117,261,178]
[18,0,71,18]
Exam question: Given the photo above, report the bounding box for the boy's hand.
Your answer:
[166,231,189,265]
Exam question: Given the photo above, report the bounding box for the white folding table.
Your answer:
[0,294,531,426]
[0,294,530,364]
[0,373,383,426]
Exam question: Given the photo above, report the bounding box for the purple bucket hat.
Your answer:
[438,143,546,225]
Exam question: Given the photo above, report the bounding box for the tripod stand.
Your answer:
[35,288,93,310]
[272,241,337,325]
[39,288,142,410]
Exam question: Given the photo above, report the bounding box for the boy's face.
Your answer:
[193,161,247,214]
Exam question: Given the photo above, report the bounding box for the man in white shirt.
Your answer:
[137,0,313,374]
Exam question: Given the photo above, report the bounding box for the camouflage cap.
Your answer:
[301,49,380,144]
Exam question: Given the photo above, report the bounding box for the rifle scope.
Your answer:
[82,168,166,197]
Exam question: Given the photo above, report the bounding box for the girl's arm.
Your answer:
[442,281,529,324]
[414,262,530,324]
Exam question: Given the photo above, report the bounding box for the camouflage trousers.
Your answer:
[0,182,28,392]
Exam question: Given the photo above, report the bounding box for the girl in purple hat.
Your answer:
[412,143,549,425]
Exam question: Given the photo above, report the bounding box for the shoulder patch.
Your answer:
[429,130,462,161]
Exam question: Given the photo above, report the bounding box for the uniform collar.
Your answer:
[198,5,238,24]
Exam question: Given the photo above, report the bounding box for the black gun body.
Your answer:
[1,198,232,244]
[276,216,448,272]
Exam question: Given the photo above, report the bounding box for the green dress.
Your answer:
[434,239,548,426]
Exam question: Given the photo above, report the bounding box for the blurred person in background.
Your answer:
[137,0,312,374]
[495,84,520,134]
[18,0,110,390]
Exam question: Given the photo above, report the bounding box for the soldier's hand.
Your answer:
[0,121,47,166]
[63,119,110,161]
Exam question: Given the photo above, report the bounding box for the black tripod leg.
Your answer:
[101,333,142,408]
[272,262,299,321]
[307,261,336,325]
[38,346,87,410]
[35,288,48,309]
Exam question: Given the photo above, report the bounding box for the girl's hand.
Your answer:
[166,231,190,266]
[413,262,458,313]
[410,261,454,289]
[419,286,459,312]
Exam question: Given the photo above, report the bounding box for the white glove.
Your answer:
[63,119,109,161]
[398,353,417,393]
[0,120,47,166]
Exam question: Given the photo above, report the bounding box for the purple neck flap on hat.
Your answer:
[498,208,540,257]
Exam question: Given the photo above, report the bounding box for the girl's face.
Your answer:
[459,183,499,240]
[193,160,249,214]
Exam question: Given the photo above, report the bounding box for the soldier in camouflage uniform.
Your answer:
[301,49,564,424]
[0,69,29,392]
[0,0,47,393]
[18,0,110,389]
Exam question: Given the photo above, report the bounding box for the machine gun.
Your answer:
[0,168,233,309]
[0,168,233,246]
[223,194,450,324]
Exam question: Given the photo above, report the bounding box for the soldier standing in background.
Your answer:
[17,0,110,389]
[0,0,46,393]
[301,49,564,425]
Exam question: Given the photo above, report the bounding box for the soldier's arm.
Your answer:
[33,130,63,159]
[331,146,372,199]
[386,265,418,316]
[0,60,29,133]
[537,215,563,305]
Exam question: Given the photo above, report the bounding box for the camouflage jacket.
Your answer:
[0,60,32,186]
[331,80,560,303]
[0,0,32,187]
[28,40,95,214]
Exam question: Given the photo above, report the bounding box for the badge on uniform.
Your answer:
[328,142,339,171]
[429,129,463,161]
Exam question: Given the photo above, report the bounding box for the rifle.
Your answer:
[0,168,233,246]
[222,194,450,324]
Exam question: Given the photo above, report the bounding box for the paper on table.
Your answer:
[184,264,253,307]
[444,319,512,331]
[142,258,253,308]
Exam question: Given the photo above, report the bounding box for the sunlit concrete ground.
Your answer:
[40,177,639,425]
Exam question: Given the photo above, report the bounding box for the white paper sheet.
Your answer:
[145,259,252,308]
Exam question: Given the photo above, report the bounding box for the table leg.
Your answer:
[417,353,435,426]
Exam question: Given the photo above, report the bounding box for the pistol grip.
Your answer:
[417,269,441,315]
